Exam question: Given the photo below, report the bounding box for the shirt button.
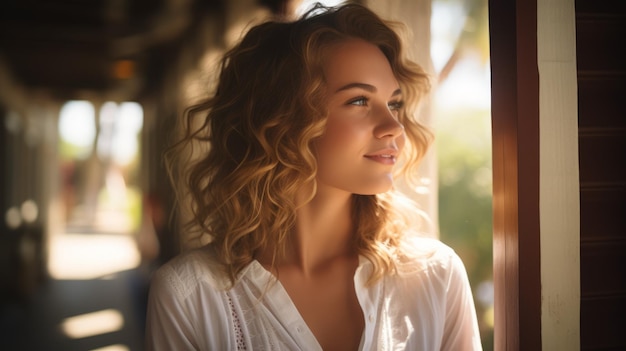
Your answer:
[296,326,302,333]
[368,314,374,323]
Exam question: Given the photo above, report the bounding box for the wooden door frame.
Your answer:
[489,0,542,350]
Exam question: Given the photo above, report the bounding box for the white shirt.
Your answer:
[145,237,482,350]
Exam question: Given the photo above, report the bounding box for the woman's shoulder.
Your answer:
[396,236,465,278]
[151,245,230,299]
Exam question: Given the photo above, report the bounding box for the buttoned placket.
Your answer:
[245,261,323,350]
[354,256,382,350]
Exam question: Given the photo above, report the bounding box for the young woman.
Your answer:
[146,3,482,350]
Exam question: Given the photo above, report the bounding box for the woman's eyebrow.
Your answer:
[335,82,376,93]
[334,83,402,97]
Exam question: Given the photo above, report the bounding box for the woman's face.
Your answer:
[314,39,405,196]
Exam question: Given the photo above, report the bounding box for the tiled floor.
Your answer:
[1,267,148,351]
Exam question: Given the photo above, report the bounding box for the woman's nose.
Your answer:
[374,107,404,139]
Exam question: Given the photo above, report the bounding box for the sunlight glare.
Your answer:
[90,344,130,351]
[5,206,21,229]
[48,233,141,280]
[97,101,144,166]
[59,101,96,148]
[111,102,143,166]
[60,309,124,339]
[20,199,38,223]
[297,0,345,16]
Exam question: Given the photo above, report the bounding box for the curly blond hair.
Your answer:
[166,3,432,285]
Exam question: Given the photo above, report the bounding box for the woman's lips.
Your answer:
[364,154,397,165]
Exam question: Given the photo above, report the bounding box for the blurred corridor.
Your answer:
[0,1,296,350]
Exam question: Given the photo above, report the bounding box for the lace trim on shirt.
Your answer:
[227,294,247,350]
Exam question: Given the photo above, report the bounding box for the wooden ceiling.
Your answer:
[0,0,289,103]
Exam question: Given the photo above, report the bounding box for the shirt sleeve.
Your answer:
[440,251,483,351]
[145,265,199,351]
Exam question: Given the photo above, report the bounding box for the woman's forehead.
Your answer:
[323,39,400,94]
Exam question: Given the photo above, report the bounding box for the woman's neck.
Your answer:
[258,186,357,277]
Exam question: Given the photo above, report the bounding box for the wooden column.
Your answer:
[489,0,541,349]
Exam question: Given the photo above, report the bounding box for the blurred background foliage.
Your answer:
[437,107,493,349]
[431,0,492,348]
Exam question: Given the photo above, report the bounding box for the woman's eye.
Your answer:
[347,97,368,106]
[388,100,404,111]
